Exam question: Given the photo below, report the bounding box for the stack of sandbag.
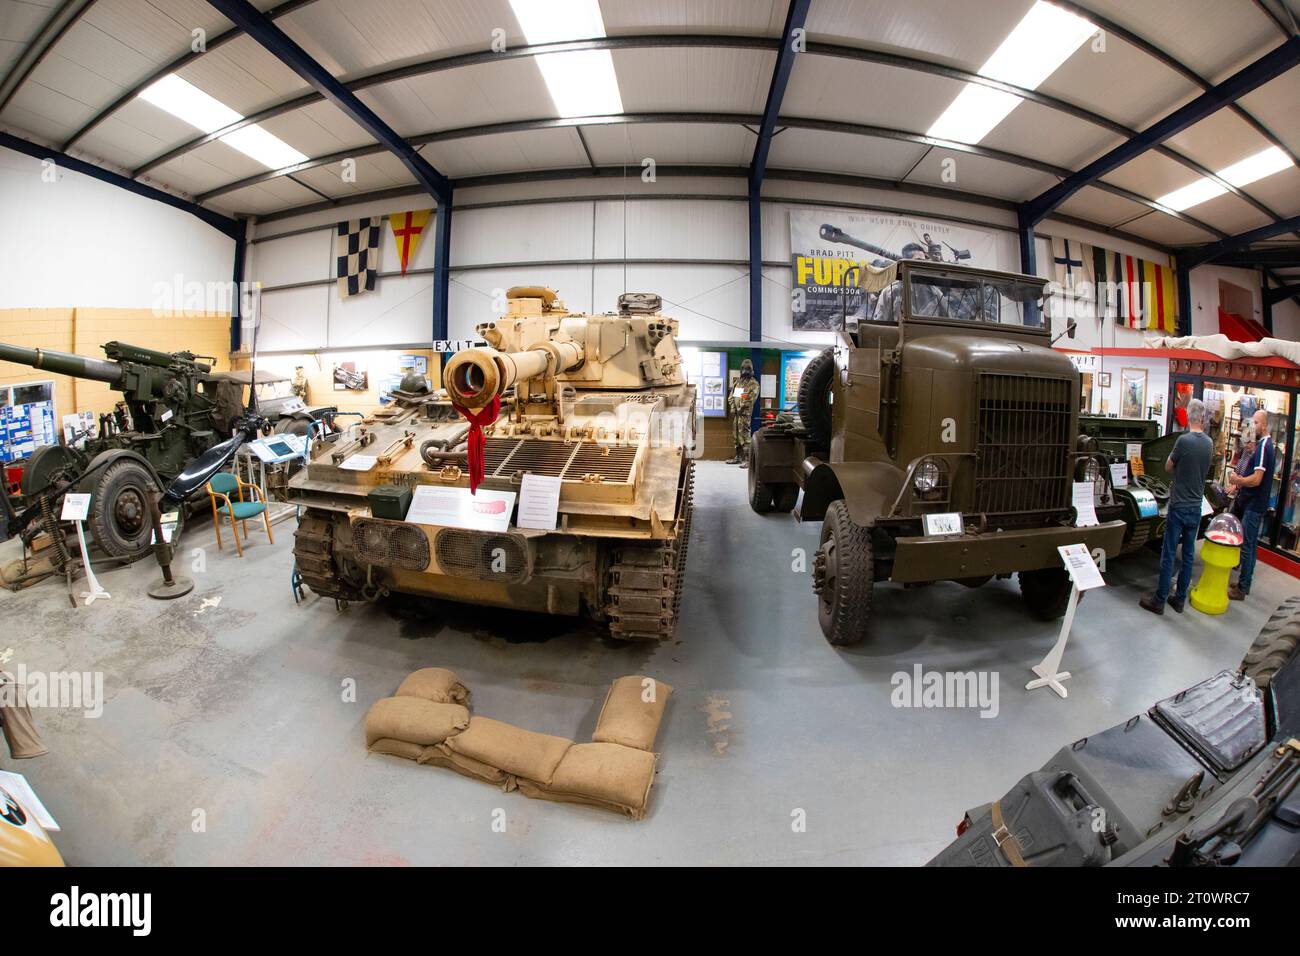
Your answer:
[364,669,672,820]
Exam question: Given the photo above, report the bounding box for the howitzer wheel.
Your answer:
[602,460,693,642]
[88,459,159,560]
[293,510,365,604]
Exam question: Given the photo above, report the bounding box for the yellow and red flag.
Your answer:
[388,209,432,275]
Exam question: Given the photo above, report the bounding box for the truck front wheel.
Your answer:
[813,500,873,645]
[1019,567,1073,621]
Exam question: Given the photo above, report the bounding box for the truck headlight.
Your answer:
[914,459,941,494]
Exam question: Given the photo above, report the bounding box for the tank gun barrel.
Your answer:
[0,342,124,385]
[444,340,583,408]
[818,223,900,261]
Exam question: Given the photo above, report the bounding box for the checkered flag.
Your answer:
[336,218,381,298]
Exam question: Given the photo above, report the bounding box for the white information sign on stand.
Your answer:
[1072,481,1099,527]
[516,474,562,531]
[1201,495,1213,517]
[1025,544,1106,700]
[1109,463,1129,489]
[60,493,110,605]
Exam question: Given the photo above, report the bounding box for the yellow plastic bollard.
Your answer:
[1189,537,1241,615]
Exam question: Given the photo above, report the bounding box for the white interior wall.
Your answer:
[0,146,235,310]
[245,175,1290,356]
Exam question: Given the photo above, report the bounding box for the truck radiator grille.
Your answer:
[434,529,531,582]
[482,438,638,483]
[974,373,1073,517]
[353,519,430,571]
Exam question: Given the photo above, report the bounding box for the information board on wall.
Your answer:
[0,381,57,465]
[681,349,728,418]
[779,352,818,410]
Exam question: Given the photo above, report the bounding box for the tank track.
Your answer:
[603,459,694,642]
[293,510,364,606]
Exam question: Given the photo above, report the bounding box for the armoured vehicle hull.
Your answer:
[749,258,1125,645]
[287,289,697,642]
[930,596,1300,867]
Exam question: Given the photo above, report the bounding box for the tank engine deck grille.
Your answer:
[482,437,638,484]
[974,373,1073,518]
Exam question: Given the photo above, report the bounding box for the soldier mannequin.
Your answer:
[291,366,309,402]
[727,358,760,466]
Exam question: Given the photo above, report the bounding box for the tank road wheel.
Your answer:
[797,347,835,443]
[1240,596,1300,690]
[88,460,158,560]
[1019,567,1074,621]
[293,510,365,607]
[812,500,873,646]
[747,442,799,514]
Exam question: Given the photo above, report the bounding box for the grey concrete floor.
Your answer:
[0,461,1293,866]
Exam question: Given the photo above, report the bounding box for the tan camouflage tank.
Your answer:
[287,288,697,641]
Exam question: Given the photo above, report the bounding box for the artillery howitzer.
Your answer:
[287,288,698,642]
[0,340,247,559]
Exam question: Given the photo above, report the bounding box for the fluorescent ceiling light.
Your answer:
[928,1,1095,144]
[137,73,307,170]
[1157,146,1294,211]
[509,0,624,117]
[220,125,308,170]
[139,74,240,133]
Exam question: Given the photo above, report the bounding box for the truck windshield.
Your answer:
[906,272,1045,327]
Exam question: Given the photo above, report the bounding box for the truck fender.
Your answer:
[800,458,904,526]
[75,448,163,495]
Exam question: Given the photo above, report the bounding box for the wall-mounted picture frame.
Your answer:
[1120,367,1147,420]
[1098,371,1112,387]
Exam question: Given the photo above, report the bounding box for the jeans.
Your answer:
[1237,508,1265,594]
[1156,504,1202,604]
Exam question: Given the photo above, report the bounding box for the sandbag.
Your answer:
[422,745,514,789]
[0,676,48,759]
[518,743,657,819]
[364,697,469,748]
[396,667,471,706]
[592,676,673,751]
[367,738,426,761]
[442,716,572,785]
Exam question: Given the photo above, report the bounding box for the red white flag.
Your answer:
[388,210,432,275]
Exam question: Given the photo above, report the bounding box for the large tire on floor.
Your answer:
[813,500,874,646]
[1240,595,1300,689]
[747,441,799,514]
[88,459,158,559]
[1019,567,1073,621]
[797,347,835,443]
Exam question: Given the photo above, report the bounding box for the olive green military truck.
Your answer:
[749,259,1126,645]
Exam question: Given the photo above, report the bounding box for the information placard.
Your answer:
[1072,481,1098,527]
[405,485,516,533]
[516,474,562,531]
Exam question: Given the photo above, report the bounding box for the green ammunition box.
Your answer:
[367,485,412,520]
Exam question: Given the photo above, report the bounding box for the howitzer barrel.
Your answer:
[0,342,123,385]
[444,340,584,408]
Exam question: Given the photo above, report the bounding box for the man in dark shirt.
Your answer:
[1228,409,1276,601]
[1141,398,1213,615]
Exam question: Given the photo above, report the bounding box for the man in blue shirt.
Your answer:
[1141,398,1214,615]
[1228,409,1276,601]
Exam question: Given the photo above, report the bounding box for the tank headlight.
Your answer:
[914,459,941,494]
[1083,457,1102,483]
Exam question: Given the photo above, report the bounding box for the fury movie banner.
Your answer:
[789,209,1004,331]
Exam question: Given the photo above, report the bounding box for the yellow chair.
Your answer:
[206,472,272,557]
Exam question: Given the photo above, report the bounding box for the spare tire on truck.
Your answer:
[797,347,835,444]
[1240,595,1300,689]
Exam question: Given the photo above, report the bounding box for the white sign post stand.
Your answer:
[1025,544,1105,700]
[61,494,110,606]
